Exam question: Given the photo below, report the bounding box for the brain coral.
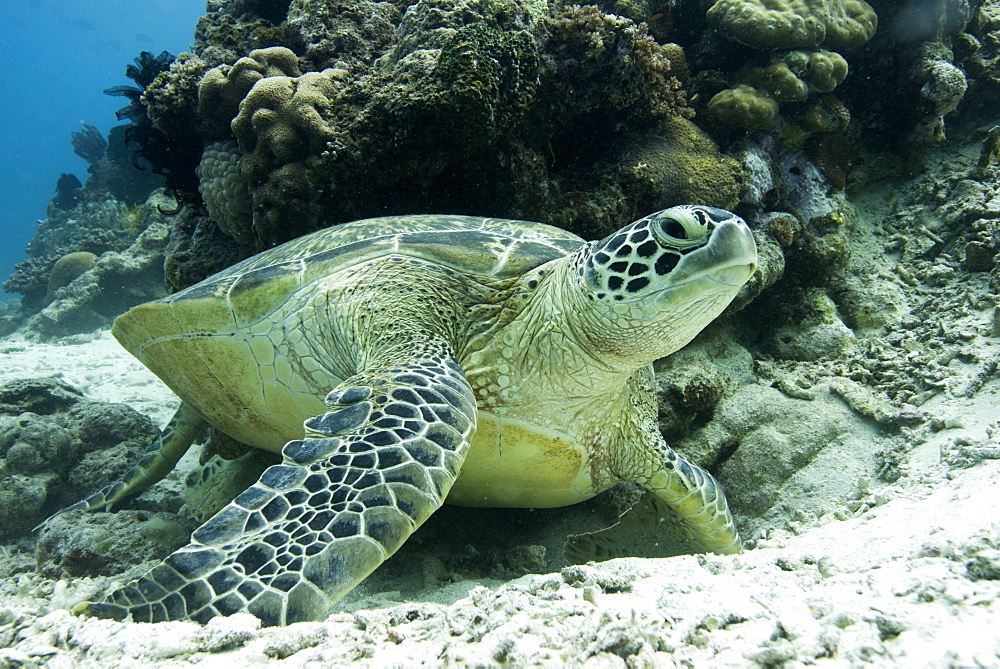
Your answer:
[621,117,741,210]
[197,46,302,138]
[44,252,98,305]
[707,0,878,49]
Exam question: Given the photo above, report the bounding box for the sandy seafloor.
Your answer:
[0,330,997,668]
[1,137,1000,666]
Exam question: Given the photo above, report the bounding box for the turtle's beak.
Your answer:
[662,216,757,289]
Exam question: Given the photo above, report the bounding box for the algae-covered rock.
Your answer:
[143,53,209,139]
[287,0,402,73]
[36,510,197,579]
[0,378,161,538]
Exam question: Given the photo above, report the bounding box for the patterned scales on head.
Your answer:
[51,206,758,626]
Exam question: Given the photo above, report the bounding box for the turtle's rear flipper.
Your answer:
[79,342,477,626]
[34,403,205,531]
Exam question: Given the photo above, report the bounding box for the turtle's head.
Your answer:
[572,205,757,363]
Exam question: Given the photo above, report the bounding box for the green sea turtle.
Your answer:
[52,205,757,626]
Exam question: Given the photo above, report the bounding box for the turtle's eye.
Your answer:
[649,209,710,249]
[657,216,688,241]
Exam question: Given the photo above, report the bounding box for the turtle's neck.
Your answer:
[460,253,643,420]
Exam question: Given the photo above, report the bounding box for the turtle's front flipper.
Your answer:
[78,344,477,626]
[572,400,740,560]
[640,439,740,555]
[35,403,205,530]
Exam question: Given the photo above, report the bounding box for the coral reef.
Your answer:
[4,197,136,313]
[962,0,1000,91]
[21,199,174,339]
[163,200,251,291]
[833,0,971,151]
[159,0,730,251]
[105,50,203,193]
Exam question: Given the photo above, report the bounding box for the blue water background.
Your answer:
[0,0,204,301]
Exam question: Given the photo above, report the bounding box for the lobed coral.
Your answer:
[707,84,779,131]
[706,0,878,50]
[708,48,849,132]
[231,68,345,245]
[744,49,848,101]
